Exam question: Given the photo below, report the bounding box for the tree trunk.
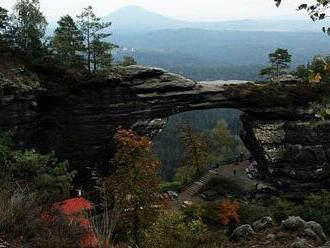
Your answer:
[132,207,140,247]
[93,52,97,73]
[87,17,91,72]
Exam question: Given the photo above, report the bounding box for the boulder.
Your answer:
[305,221,327,243]
[280,217,328,245]
[231,224,255,241]
[280,216,306,231]
[304,228,319,242]
[252,216,274,231]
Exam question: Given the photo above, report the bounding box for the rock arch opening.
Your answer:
[153,108,250,182]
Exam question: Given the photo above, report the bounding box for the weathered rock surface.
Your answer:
[319,241,330,248]
[0,64,330,189]
[305,221,328,243]
[281,216,327,245]
[252,216,274,231]
[231,224,255,241]
[280,216,307,231]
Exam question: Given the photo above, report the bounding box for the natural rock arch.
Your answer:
[1,65,330,191]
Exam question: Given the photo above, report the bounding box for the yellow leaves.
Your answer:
[218,200,240,225]
[314,73,322,83]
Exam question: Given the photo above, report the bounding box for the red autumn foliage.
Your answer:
[218,199,240,225]
[43,197,98,247]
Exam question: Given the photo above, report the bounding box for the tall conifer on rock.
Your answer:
[51,15,84,68]
[260,48,292,82]
[77,6,114,73]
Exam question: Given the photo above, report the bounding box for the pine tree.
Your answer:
[10,0,47,57]
[77,6,114,73]
[51,15,84,68]
[90,37,115,73]
[260,48,292,82]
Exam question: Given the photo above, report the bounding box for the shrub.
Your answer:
[181,204,203,223]
[158,181,182,192]
[269,197,304,224]
[239,203,270,225]
[0,133,76,201]
[141,211,209,248]
[302,193,330,235]
[218,200,240,226]
[0,186,85,246]
[200,203,219,226]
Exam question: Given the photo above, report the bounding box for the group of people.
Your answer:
[232,153,259,179]
[246,156,258,179]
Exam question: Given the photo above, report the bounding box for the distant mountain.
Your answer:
[106,5,326,33]
[48,5,330,81]
[103,6,188,32]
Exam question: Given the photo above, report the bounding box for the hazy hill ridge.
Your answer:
[105,5,326,33]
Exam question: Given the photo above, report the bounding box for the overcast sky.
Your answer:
[1,0,314,22]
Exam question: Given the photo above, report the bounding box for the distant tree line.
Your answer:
[0,0,136,75]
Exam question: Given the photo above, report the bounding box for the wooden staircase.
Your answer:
[185,169,218,196]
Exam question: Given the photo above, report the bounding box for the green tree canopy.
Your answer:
[0,134,76,201]
[260,48,292,82]
[10,0,47,57]
[51,15,84,68]
[119,56,137,66]
[77,6,114,73]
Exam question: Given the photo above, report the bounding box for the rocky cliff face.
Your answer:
[0,64,329,190]
[0,65,40,148]
[241,115,330,192]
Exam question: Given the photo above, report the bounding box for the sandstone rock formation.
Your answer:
[231,224,255,241]
[253,216,274,231]
[0,64,329,189]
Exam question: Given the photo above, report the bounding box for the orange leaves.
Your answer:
[106,127,161,207]
[105,127,161,243]
[218,200,240,225]
[111,127,159,172]
[113,127,151,152]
